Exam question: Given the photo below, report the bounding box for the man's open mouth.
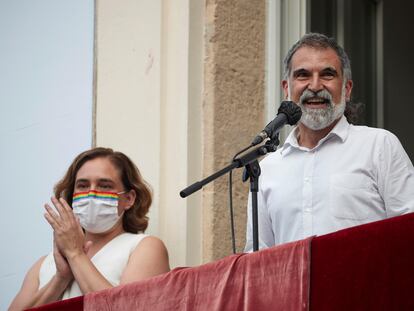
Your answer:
[303,97,329,107]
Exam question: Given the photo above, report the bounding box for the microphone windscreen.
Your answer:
[278,101,302,125]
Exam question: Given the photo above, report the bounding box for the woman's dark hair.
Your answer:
[54,147,152,233]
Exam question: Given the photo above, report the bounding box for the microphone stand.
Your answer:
[180,136,280,252]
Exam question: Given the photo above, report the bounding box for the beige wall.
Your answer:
[95,0,162,234]
[95,0,203,268]
[203,0,266,261]
[158,0,203,267]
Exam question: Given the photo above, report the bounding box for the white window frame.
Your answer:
[266,0,307,141]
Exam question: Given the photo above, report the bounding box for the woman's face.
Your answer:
[74,157,135,215]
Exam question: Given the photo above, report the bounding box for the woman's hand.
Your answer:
[53,237,93,280]
[53,238,73,282]
[44,197,85,260]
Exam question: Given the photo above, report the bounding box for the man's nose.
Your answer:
[308,75,323,93]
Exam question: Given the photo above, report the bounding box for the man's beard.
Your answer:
[290,85,346,130]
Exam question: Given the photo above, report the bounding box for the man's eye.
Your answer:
[322,73,334,79]
[295,72,310,80]
[321,70,337,79]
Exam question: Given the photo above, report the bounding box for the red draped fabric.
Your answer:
[310,213,414,311]
[85,237,311,311]
[26,213,414,311]
[26,295,83,311]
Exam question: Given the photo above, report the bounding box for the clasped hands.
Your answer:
[44,197,91,281]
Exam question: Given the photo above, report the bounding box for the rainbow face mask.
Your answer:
[72,190,124,233]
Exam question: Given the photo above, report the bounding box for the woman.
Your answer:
[9,148,170,310]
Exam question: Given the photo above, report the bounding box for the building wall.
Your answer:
[95,0,163,235]
[203,0,266,261]
[95,0,203,267]
[95,0,267,265]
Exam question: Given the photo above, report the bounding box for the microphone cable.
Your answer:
[228,144,255,255]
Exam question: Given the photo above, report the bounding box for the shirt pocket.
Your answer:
[329,173,374,220]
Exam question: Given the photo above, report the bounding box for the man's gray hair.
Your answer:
[283,33,352,82]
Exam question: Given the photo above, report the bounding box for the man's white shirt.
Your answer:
[245,116,414,251]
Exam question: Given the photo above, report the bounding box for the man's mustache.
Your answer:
[299,89,333,106]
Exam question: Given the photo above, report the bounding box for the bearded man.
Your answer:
[245,33,414,251]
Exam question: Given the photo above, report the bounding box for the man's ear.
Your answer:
[124,190,136,210]
[282,80,289,99]
[345,79,353,101]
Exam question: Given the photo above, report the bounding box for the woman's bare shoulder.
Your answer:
[120,235,170,283]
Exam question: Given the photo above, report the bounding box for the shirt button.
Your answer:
[304,177,310,182]
[304,208,311,213]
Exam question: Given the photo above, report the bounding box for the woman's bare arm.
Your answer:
[65,236,170,295]
[8,256,71,311]
[120,236,170,284]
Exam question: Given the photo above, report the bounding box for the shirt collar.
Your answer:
[280,115,350,156]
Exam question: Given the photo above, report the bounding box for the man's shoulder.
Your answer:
[348,124,396,141]
[348,124,407,157]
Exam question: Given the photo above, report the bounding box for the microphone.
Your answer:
[251,101,302,146]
